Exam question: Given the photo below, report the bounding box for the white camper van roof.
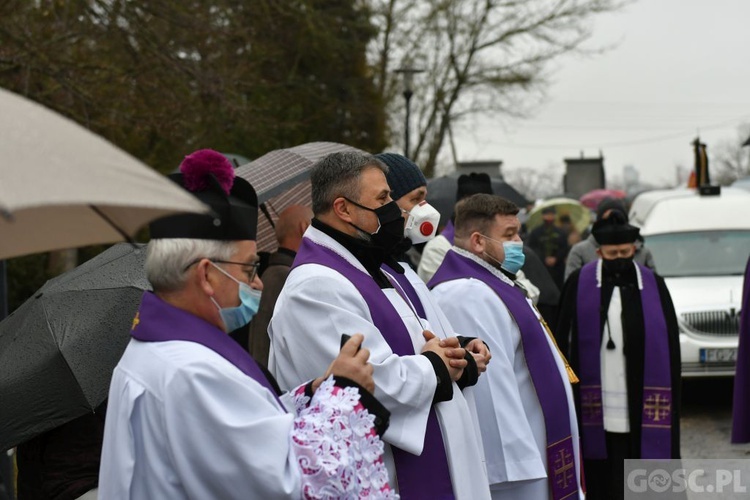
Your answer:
[629,187,750,236]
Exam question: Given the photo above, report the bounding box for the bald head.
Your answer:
[275,205,313,251]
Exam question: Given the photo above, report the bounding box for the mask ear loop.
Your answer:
[344,198,381,235]
[403,208,414,231]
[479,234,504,268]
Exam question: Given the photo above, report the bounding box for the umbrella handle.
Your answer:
[259,203,275,229]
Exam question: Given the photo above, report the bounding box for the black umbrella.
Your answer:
[426,174,531,228]
[0,243,149,451]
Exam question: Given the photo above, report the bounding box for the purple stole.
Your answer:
[293,238,454,500]
[440,220,455,244]
[130,292,282,406]
[576,261,672,459]
[428,250,579,500]
[731,257,750,442]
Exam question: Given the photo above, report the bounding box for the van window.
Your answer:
[645,231,750,277]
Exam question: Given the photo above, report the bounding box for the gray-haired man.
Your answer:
[270,151,491,499]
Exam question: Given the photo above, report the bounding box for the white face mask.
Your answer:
[404,201,441,244]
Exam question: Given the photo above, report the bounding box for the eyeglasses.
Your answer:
[184,258,260,282]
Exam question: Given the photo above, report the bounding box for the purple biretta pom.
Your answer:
[180,149,235,195]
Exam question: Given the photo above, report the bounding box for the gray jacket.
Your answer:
[564,234,656,281]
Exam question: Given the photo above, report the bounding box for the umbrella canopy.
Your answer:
[0,87,209,260]
[0,243,149,451]
[579,188,626,211]
[526,198,591,234]
[221,152,252,168]
[235,142,364,252]
[426,174,531,228]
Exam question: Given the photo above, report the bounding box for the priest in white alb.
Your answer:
[98,150,395,499]
[428,194,584,500]
[269,151,491,500]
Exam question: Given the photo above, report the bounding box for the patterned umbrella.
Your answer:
[234,142,364,252]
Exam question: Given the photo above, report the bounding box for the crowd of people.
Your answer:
[10,149,684,500]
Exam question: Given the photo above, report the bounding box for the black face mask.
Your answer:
[602,257,633,275]
[345,198,405,253]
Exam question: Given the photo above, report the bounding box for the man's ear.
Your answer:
[595,248,603,258]
[469,231,485,254]
[196,259,216,296]
[297,220,309,237]
[332,197,353,223]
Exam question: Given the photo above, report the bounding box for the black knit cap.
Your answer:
[376,153,427,201]
[456,173,493,201]
[591,209,639,245]
[149,149,258,241]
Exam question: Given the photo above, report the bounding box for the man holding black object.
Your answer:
[99,150,394,499]
[270,151,491,499]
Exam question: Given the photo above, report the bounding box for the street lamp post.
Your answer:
[395,67,423,159]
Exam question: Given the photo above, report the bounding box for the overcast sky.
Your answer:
[451,0,750,187]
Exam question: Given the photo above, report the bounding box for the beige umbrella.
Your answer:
[0,87,209,260]
[526,197,592,234]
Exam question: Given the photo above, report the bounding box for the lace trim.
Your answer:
[452,247,515,286]
[291,376,398,499]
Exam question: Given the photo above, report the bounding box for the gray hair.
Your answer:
[145,238,238,292]
[310,151,387,215]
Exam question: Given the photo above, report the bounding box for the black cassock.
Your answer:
[556,264,681,500]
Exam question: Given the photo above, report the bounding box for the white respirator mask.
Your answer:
[404,201,441,244]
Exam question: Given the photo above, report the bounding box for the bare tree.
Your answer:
[369,0,625,176]
[711,123,750,185]
[503,164,563,201]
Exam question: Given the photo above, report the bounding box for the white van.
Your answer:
[629,187,750,377]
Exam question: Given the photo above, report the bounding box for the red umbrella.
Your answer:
[579,189,626,211]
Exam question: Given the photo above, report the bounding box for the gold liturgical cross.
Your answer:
[644,393,670,422]
[131,312,140,331]
[581,391,602,419]
[553,448,575,489]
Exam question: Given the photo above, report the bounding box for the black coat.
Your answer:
[556,264,682,459]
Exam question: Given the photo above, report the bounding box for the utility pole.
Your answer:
[394,67,424,158]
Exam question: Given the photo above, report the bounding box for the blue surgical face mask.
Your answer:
[480,235,525,274]
[500,241,525,274]
[209,262,262,332]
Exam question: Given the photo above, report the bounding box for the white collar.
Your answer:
[452,247,516,287]
[303,225,371,275]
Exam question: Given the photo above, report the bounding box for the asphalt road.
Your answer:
[681,377,750,459]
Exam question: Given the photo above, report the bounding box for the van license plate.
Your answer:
[700,348,738,363]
